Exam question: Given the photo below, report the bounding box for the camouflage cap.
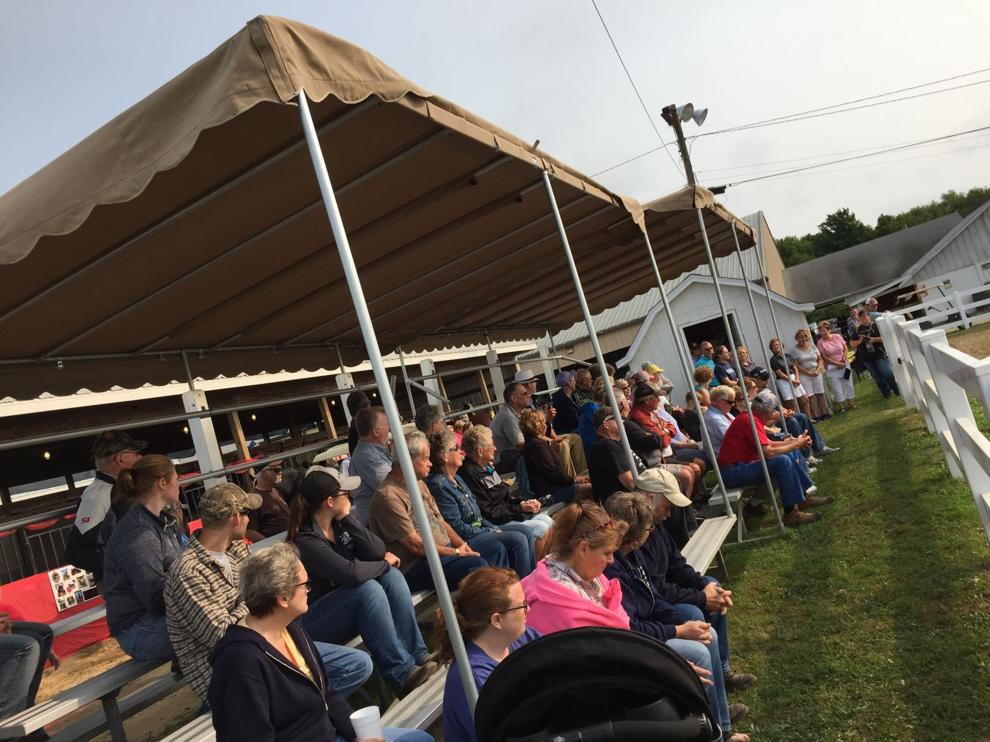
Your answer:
[198,483,262,525]
[91,430,147,460]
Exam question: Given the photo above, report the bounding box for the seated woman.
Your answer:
[692,366,713,408]
[712,346,741,390]
[604,489,749,742]
[426,430,536,577]
[439,567,541,742]
[289,466,439,697]
[103,454,184,661]
[457,426,554,542]
[520,409,592,504]
[208,543,432,742]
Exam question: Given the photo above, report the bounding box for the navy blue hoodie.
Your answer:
[207,619,356,742]
[637,525,707,611]
[603,548,686,642]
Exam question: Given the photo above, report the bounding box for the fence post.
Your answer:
[915,329,965,478]
[954,291,972,329]
[877,314,917,409]
[902,324,938,433]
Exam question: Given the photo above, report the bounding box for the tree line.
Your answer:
[777,186,990,268]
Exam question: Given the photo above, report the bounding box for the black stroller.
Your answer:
[474,627,722,741]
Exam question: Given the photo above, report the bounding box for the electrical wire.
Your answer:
[719,124,990,187]
[589,0,682,176]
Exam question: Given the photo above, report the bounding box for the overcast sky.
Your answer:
[1,0,988,236]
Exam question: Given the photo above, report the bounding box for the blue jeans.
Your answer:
[786,412,825,452]
[335,729,433,742]
[721,454,814,510]
[863,357,899,398]
[549,482,578,504]
[302,568,429,691]
[675,579,731,674]
[405,553,493,593]
[315,642,374,698]
[512,513,554,538]
[667,637,732,734]
[116,613,176,662]
[495,522,538,576]
[469,529,530,576]
[0,622,53,717]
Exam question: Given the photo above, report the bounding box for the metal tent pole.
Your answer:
[297,92,478,711]
[541,171,638,474]
[640,228,734,522]
[397,346,416,418]
[731,225,792,436]
[696,209,787,533]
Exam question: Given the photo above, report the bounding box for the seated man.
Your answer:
[245,460,290,542]
[491,382,530,474]
[587,407,642,505]
[750,369,839,458]
[717,390,833,527]
[414,404,446,436]
[703,385,737,458]
[165,483,372,702]
[349,406,394,522]
[369,432,508,591]
[633,469,755,694]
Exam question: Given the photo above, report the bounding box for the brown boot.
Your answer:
[784,508,821,527]
[802,494,834,508]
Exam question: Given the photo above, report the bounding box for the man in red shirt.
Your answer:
[717,390,833,527]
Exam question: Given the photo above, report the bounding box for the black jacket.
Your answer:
[522,437,574,498]
[550,389,581,433]
[293,516,389,603]
[603,549,685,642]
[638,525,707,610]
[457,458,526,524]
[208,620,356,742]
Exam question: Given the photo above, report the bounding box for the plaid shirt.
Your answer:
[165,535,250,699]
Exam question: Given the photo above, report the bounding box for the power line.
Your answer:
[690,77,990,139]
[589,0,682,176]
[720,124,990,187]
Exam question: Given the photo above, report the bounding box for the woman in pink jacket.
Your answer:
[521,501,630,633]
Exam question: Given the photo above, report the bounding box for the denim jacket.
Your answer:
[425,472,497,541]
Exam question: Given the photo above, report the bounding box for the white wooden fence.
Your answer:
[877,283,990,546]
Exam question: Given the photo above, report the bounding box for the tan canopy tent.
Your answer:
[0,15,752,400]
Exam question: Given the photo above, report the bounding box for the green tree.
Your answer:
[813,208,874,257]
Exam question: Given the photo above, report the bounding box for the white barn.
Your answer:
[615,275,813,402]
[897,200,990,294]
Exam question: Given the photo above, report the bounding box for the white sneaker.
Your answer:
[808,467,818,474]
[820,446,840,455]
[805,485,818,496]
[807,456,822,465]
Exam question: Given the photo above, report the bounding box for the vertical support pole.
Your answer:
[547,327,560,368]
[486,348,506,395]
[419,359,443,411]
[542,171,637,473]
[732,225,792,436]
[182,390,227,489]
[318,397,338,440]
[336,373,356,425]
[640,228,734,521]
[227,411,251,461]
[476,369,493,408]
[751,233,798,401]
[397,347,417,418]
[696,209,786,533]
[437,372,452,414]
[540,333,557,392]
[298,91,478,711]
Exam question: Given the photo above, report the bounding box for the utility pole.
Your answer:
[661,104,696,186]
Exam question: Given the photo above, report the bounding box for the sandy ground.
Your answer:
[946,322,990,358]
[37,638,202,741]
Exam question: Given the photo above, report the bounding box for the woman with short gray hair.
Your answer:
[208,543,433,742]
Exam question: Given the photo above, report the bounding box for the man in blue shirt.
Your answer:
[348,406,393,522]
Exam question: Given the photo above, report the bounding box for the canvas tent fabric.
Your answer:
[0,15,753,400]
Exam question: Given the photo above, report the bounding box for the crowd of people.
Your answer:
[3,316,896,740]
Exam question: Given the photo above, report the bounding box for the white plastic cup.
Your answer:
[350,705,384,741]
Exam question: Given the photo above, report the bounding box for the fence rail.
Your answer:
[878,285,990,546]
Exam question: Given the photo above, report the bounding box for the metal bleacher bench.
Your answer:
[682,514,737,577]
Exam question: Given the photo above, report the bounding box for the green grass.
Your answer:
[720,382,990,741]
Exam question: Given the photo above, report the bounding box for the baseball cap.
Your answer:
[630,370,650,383]
[592,407,615,429]
[642,363,663,374]
[635,468,691,507]
[749,367,770,382]
[753,389,778,408]
[305,464,361,491]
[555,370,575,387]
[513,369,537,383]
[91,430,147,460]
[632,383,659,402]
[198,483,262,524]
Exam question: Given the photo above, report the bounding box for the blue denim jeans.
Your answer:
[493,522,538,576]
[667,636,732,734]
[0,621,53,717]
[863,357,899,398]
[511,513,554,538]
[302,568,429,692]
[405,553,492,593]
[549,482,579,504]
[335,729,433,742]
[721,454,814,509]
[116,613,176,662]
[675,578,731,674]
[786,412,825,452]
[314,641,374,698]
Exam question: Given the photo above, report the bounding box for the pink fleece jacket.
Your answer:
[521,559,630,635]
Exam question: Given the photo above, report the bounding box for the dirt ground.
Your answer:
[37,638,201,741]
[946,322,990,358]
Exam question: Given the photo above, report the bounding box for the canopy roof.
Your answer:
[0,15,753,399]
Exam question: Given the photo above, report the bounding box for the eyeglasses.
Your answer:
[447,445,462,453]
[500,601,529,614]
[295,580,312,593]
[265,467,282,474]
